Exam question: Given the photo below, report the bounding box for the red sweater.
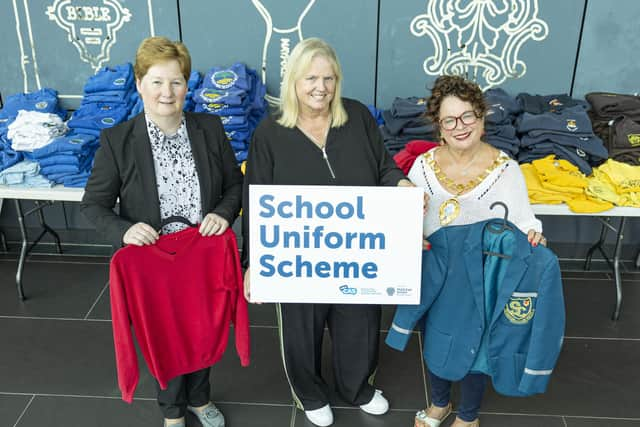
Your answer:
[109,227,250,403]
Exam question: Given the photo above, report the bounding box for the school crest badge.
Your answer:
[504,296,535,324]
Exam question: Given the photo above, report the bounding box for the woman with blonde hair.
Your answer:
[242,37,413,426]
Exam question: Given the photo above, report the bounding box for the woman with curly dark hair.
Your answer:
[397,75,547,427]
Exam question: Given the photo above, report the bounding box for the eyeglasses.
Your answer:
[439,111,478,131]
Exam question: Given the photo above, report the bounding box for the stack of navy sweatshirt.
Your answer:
[380,97,435,154]
[484,88,522,158]
[516,93,607,175]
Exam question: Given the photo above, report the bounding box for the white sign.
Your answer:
[249,185,423,304]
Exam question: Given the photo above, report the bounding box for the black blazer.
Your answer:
[81,112,243,250]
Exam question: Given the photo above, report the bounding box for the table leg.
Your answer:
[0,199,6,252]
[584,220,608,270]
[14,199,28,300]
[611,217,626,321]
[35,201,62,254]
[12,199,60,300]
[0,230,7,252]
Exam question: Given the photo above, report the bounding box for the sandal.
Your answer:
[415,402,452,427]
[451,417,479,427]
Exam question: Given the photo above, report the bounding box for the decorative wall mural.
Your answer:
[46,0,132,72]
[13,0,41,92]
[251,0,316,105]
[410,0,549,90]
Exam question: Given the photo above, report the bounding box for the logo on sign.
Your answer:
[339,285,357,295]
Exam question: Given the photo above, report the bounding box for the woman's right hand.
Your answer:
[123,222,159,246]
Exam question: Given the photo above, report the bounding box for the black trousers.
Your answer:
[155,367,211,419]
[277,303,381,411]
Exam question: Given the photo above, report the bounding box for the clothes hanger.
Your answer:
[159,215,196,231]
[486,201,514,234]
[483,201,512,259]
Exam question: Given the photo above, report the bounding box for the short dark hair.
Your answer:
[426,75,486,128]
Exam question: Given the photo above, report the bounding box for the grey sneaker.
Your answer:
[187,403,225,427]
[163,418,185,427]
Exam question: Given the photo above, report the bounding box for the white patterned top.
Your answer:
[408,148,542,238]
[145,115,202,234]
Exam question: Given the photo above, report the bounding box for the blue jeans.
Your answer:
[428,370,487,422]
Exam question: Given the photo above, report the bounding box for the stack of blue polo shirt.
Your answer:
[0,88,67,123]
[27,133,99,187]
[184,71,203,113]
[0,134,22,174]
[193,63,267,163]
[0,88,68,177]
[516,93,607,175]
[68,63,135,137]
[48,63,137,187]
[484,88,521,158]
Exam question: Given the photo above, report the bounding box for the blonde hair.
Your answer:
[277,38,348,128]
[134,36,191,82]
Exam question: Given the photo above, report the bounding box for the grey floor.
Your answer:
[1,252,639,427]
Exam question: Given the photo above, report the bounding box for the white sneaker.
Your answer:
[304,404,334,426]
[359,389,389,415]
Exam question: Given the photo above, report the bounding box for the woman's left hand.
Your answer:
[527,230,547,247]
[199,213,230,236]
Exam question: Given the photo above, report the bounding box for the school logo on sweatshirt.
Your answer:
[566,119,578,132]
[628,134,640,147]
[201,89,224,102]
[35,101,49,110]
[212,70,238,89]
[203,103,225,113]
[504,296,535,324]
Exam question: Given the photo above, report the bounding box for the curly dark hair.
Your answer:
[425,75,486,130]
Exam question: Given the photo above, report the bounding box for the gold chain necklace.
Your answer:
[426,150,507,225]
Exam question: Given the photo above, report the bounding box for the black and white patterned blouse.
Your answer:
[145,115,202,234]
